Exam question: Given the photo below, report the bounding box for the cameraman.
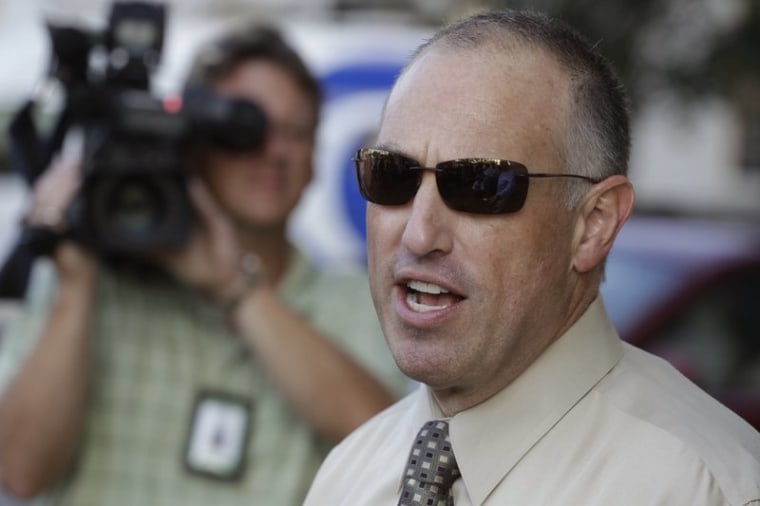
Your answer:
[0,24,407,504]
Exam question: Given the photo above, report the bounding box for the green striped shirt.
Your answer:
[0,249,407,506]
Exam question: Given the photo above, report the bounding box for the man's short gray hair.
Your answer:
[410,9,631,208]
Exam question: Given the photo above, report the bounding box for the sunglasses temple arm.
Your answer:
[527,173,601,184]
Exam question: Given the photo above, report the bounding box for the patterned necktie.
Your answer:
[398,420,461,506]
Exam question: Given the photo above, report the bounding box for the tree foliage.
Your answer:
[480,0,760,107]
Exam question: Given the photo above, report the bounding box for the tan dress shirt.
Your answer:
[305,298,760,505]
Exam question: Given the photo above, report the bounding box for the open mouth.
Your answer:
[405,280,464,313]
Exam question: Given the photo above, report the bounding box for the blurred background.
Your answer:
[0,0,758,425]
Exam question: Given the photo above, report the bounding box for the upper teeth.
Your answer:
[407,280,448,294]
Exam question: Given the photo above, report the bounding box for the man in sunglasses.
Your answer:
[306,8,760,505]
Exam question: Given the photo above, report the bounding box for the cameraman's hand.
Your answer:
[24,156,98,283]
[152,177,248,304]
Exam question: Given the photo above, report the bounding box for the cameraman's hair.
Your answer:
[186,23,322,124]
[411,9,630,208]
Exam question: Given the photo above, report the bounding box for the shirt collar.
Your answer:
[445,297,623,505]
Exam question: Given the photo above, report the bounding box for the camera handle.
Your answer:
[0,226,66,299]
[0,98,73,299]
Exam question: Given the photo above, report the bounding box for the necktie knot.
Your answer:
[399,420,460,506]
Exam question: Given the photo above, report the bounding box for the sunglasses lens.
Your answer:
[355,150,420,205]
[437,161,529,214]
[355,150,530,214]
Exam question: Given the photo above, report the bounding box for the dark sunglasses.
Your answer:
[354,148,602,215]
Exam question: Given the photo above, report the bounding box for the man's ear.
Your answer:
[572,175,635,273]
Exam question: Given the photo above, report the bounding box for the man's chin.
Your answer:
[395,357,456,390]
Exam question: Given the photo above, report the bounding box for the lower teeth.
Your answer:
[407,292,446,312]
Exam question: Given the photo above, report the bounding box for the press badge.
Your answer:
[183,390,252,481]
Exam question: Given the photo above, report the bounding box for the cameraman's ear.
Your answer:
[571,175,634,273]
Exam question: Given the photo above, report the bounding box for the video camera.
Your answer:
[8,1,267,254]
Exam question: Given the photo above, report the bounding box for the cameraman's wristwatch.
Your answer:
[220,252,265,315]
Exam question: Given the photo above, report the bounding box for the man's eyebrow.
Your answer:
[374,143,419,163]
[374,142,400,152]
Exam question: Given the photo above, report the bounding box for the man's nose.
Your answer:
[400,172,455,258]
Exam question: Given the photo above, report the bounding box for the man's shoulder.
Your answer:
[594,343,760,498]
[281,250,371,299]
[285,259,378,330]
[306,264,371,292]
[607,343,760,444]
